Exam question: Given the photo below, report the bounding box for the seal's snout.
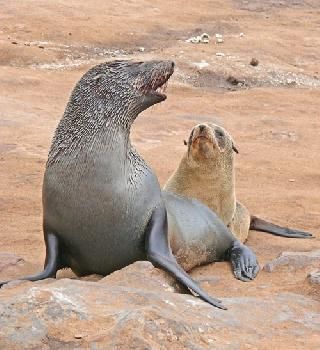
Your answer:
[137,60,175,111]
[191,124,213,144]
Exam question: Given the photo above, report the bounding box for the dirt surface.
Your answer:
[0,0,319,348]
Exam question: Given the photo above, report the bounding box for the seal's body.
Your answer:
[1,61,260,309]
[165,123,312,241]
[163,191,236,271]
[44,137,160,276]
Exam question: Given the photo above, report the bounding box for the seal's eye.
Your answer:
[215,130,224,138]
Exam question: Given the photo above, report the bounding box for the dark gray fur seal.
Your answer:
[0,60,259,309]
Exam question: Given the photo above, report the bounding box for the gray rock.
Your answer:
[308,271,320,285]
[0,261,319,349]
[264,250,320,272]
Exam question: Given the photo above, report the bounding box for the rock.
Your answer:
[264,250,320,272]
[186,33,210,44]
[0,253,24,273]
[250,58,259,66]
[193,61,209,69]
[0,261,319,349]
[99,261,184,293]
[215,33,224,44]
[308,271,320,285]
[226,75,245,86]
[215,52,225,57]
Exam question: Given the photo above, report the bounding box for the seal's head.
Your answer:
[72,60,174,123]
[48,60,174,165]
[185,123,238,162]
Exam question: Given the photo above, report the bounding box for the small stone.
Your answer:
[226,75,244,86]
[286,78,296,86]
[186,33,210,44]
[240,33,245,37]
[11,41,18,45]
[250,58,259,66]
[215,52,225,57]
[308,271,320,284]
[288,179,295,182]
[200,33,210,43]
[74,334,83,339]
[193,60,209,69]
[38,45,45,49]
[138,47,145,52]
[215,34,224,44]
[68,32,72,35]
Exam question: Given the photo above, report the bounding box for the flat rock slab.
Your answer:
[264,250,320,272]
[0,262,319,349]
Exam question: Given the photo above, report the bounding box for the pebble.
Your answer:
[193,60,209,69]
[250,58,259,66]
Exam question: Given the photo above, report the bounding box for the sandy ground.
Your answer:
[0,0,319,347]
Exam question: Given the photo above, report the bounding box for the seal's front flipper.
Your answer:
[0,232,60,288]
[250,216,313,239]
[145,205,227,310]
[228,240,260,282]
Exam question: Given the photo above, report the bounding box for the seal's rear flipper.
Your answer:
[250,216,313,238]
[0,232,60,288]
[146,205,227,310]
[228,240,260,282]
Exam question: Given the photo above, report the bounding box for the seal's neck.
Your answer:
[47,100,137,166]
[166,151,236,225]
[190,152,236,225]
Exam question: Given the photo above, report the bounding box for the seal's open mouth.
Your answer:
[139,61,174,104]
[146,73,173,102]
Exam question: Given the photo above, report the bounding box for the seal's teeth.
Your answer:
[156,86,163,94]
[156,82,167,94]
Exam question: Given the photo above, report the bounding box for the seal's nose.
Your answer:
[199,124,206,133]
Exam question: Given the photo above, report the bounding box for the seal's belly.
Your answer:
[43,164,161,276]
[162,191,235,270]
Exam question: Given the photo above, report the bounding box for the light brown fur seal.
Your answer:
[164,123,313,241]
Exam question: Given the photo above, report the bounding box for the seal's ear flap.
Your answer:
[232,142,239,154]
[183,140,188,146]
